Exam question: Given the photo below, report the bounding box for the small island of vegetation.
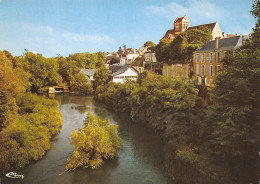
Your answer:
[66,112,121,171]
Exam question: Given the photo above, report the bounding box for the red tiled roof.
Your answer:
[175,17,184,22]
[161,29,175,40]
[188,22,217,31]
[106,56,114,61]
[161,22,218,41]
[131,57,145,67]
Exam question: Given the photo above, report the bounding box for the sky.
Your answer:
[0,0,256,57]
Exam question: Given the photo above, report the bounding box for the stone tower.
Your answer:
[174,15,190,36]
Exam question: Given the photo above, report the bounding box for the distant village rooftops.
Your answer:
[131,57,145,67]
[109,64,123,73]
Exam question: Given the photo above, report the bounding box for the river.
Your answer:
[2,94,173,184]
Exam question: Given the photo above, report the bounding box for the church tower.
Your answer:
[174,15,190,36]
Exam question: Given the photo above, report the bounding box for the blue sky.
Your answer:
[0,0,255,57]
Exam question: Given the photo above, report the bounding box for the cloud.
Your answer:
[22,24,53,35]
[146,0,229,24]
[0,23,116,57]
[0,0,2,3]
[61,32,115,44]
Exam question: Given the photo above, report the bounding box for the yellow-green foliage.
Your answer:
[0,93,62,173]
[66,112,121,171]
[154,26,212,64]
[0,52,62,173]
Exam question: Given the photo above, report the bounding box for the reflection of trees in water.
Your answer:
[71,105,91,114]
[70,158,119,184]
[93,106,168,175]
[55,94,95,114]
[55,94,94,106]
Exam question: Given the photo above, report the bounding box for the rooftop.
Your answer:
[131,57,145,67]
[109,65,138,77]
[197,35,249,52]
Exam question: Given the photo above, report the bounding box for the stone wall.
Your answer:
[163,63,190,79]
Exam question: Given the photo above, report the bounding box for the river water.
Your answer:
[2,94,173,184]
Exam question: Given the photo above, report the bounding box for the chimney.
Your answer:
[215,37,220,49]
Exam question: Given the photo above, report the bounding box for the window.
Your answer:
[209,53,214,63]
[201,64,205,75]
[196,64,199,74]
[210,65,214,76]
[217,52,221,62]
[196,53,200,62]
[202,53,206,62]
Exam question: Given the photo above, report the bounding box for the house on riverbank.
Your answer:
[109,65,138,83]
[193,35,249,87]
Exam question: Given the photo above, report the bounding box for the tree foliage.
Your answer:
[204,29,260,182]
[66,112,121,170]
[67,52,106,69]
[155,26,212,64]
[110,57,120,65]
[93,66,110,91]
[0,93,62,173]
[96,72,199,140]
[0,51,62,174]
[70,73,93,95]
[20,52,63,93]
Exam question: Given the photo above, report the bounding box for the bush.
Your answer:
[66,112,121,170]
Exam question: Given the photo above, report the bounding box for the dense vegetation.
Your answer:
[155,26,212,64]
[95,5,260,181]
[66,113,121,171]
[0,51,62,173]
[0,50,106,173]
[56,52,106,94]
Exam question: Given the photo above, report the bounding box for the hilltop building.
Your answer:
[161,15,222,41]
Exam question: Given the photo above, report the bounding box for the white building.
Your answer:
[109,65,138,83]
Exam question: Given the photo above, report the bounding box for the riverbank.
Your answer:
[95,72,258,184]
[1,94,172,184]
[0,93,63,174]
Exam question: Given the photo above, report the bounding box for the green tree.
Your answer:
[93,66,110,91]
[144,41,156,48]
[66,113,121,170]
[110,57,120,65]
[154,38,171,62]
[0,92,62,173]
[23,52,63,93]
[204,2,260,180]
[70,73,93,94]
[154,27,212,64]
[0,51,30,130]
